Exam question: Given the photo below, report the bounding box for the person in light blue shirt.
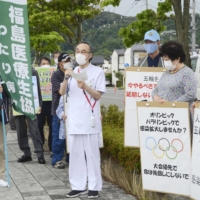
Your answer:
[56,96,69,164]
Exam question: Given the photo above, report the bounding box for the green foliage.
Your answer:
[100,0,120,7]
[30,32,64,62]
[118,0,172,47]
[28,0,101,50]
[82,12,134,60]
[101,105,141,172]
[105,73,112,83]
[113,70,123,87]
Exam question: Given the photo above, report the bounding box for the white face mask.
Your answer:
[63,62,72,70]
[54,58,58,65]
[76,53,87,66]
[41,65,50,68]
[164,60,176,71]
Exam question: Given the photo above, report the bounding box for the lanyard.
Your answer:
[78,68,96,113]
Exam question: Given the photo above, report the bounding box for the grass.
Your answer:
[101,156,179,200]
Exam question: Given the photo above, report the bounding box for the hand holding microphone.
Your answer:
[64,68,73,80]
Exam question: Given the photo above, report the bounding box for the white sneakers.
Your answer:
[0,179,8,187]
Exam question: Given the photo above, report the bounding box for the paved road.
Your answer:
[101,88,125,111]
[0,130,136,200]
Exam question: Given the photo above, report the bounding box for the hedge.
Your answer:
[101,105,141,172]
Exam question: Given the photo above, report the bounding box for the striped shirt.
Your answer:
[51,69,64,116]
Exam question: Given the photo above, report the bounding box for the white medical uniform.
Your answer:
[67,63,106,191]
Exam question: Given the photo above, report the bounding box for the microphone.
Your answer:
[65,60,78,80]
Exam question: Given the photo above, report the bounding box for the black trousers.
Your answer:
[15,115,44,158]
[37,101,52,151]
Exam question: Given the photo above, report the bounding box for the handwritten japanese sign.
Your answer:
[35,66,56,101]
[191,103,200,200]
[0,0,35,119]
[125,67,164,147]
[137,102,191,196]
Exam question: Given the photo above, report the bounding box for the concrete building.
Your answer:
[91,55,104,67]
[111,44,147,85]
[111,49,126,85]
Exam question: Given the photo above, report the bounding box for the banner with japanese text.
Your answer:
[125,67,164,147]
[13,76,40,116]
[0,0,35,119]
[35,66,56,101]
[137,102,191,196]
[191,103,200,200]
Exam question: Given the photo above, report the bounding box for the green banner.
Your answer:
[0,0,35,119]
[35,66,56,101]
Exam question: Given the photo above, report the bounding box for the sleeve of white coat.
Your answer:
[95,69,106,94]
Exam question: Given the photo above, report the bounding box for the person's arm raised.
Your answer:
[59,69,72,95]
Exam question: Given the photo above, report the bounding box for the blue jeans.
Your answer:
[52,115,67,165]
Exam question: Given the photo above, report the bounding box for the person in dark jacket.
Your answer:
[37,56,53,151]
[15,68,46,164]
[138,29,164,67]
[0,81,9,187]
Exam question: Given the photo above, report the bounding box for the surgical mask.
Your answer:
[41,65,50,68]
[164,60,176,71]
[144,43,158,54]
[54,58,58,65]
[63,62,72,70]
[76,53,87,65]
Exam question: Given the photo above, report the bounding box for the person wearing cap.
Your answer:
[138,29,164,67]
[59,42,106,199]
[37,56,53,152]
[51,52,71,169]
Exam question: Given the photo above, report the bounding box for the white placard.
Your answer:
[125,67,164,147]
[71,70,88,81]
[191,105,200,200]
[137,102,191,196]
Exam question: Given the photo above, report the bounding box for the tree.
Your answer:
[170,0,191,66]
[30,32,64,64]
[113,70,124,87]
[106,73,112,84]
[101,0,192,67]
[28,0,101,50]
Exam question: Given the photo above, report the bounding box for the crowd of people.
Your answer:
[0,30,199,199]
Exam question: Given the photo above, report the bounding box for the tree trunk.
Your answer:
[76,21,82,44]
[170,0,191,68]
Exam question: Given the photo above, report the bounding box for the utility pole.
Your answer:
[146,0,148,9]
[191,0,196,55]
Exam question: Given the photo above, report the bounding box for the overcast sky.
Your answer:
[104,0,200,17]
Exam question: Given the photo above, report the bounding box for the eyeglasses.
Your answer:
[75,50,91,55]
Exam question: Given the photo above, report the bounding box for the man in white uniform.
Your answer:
[60,42,105,198]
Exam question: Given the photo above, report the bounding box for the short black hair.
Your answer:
[38,56,51,66]
[160,41,185,63]
[76,41,94,62]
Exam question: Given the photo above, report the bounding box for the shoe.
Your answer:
[66,190,87,198]
[88,190,98,199]
[53,161,65,169]
[0,179,8,187]
[17,155,32,163]
[10,126,16,130]
[38,157,46,164]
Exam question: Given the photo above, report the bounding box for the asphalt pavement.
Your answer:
[0,129,136,200]
[101,87,124,111]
